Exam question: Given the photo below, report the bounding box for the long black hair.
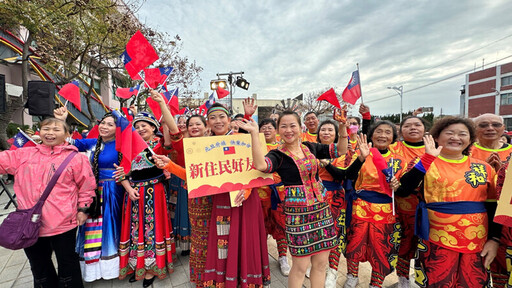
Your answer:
[92,113,123,182]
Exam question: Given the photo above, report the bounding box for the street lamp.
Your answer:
[387,85,403,123]
[211,71,247,112]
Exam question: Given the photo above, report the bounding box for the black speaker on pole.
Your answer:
[26,81,55,116]
[0,75,5,114]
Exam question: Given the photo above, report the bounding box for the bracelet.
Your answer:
[339,135,348,138]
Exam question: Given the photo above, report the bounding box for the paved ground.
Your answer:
[0,180,417,287]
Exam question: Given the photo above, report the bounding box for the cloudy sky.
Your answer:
[137,0,512,117]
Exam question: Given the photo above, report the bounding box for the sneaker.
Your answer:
[325,268,338,288]
[344,274,359,288]
[305,266,311,278]
[398,276,410,288]
[278,256,291,276]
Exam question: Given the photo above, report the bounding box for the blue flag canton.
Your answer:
[13,132,30,148]
[112,110,131,131]
[159,67,173,76]
[130,84,140,93]
[348,71,360,89]
[120,51,132,65]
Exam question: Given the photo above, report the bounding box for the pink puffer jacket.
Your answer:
[0,143,96,236]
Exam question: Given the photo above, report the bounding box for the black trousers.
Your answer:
[24,227,84,288]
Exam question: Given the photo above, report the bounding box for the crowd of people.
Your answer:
[0,92,511,288]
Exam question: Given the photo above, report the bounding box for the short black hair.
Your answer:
[186,114,206,127]
[316,120,339,144]
[278,110,301,127]
[304,111,318,118]
[233,113,244,119]
[259,118,277,129]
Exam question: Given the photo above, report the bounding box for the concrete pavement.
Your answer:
[0,181,414,287]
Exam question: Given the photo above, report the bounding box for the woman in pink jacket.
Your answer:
[0,117,96,288]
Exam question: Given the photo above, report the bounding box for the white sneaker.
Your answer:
[305,266,311,278]
[325,267,338,288]
[344,274,359,288]
[398,276,410,288]
[278,256,291,276]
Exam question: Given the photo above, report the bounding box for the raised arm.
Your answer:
[149,89,179,134]
[333,108,349,156]
[237,118,267,171]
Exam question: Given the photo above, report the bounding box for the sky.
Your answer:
[137,0,512,117]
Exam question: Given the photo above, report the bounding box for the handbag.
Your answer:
[0,151,77,250]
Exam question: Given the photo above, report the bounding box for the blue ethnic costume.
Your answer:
[74,139,124,281]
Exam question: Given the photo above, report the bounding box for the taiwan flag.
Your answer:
[116,84,140,99]
[112,110,148,173]
[142,67,173,89]
[59,80,81,111]
[120,31,159,80]
[10,130,37,150]
[341,70,361,105]
[205,92,216,109]
[223,146,235,155]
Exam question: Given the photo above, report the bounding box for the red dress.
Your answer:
[118,138,176,280]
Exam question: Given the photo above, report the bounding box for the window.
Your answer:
[500,93,512,105]
[502,76,512,86]
[92,79,101,94]
[504,118,512,131]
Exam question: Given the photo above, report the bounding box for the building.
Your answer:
[464,61,512,129]
[0,28,121,128]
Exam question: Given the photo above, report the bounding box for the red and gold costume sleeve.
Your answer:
[353,150,406,224]
[301,131,317,143]
[390,141,426,215]
[423,156,495,253]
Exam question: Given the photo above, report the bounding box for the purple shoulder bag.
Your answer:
[0,151,77,250]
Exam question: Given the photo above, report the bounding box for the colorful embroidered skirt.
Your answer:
[284,198,338,257]
[203,191,271,288]
[119,180,175,280]
[189,196,212,287]
[76,173,124,282]
[168,174,191,251]
[415,239,488,288]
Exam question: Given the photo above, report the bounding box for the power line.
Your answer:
[365,54,512,104]
[363,32,512,95]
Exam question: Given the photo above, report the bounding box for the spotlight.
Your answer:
[235,76,250,90]
[210,79,227,90]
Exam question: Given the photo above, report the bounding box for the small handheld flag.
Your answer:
[116,84,140,99]
[216,87,230,99]
[317,88,341,109]
[342,70,362,105]
[59,81,81,111]
[10,129,37,150]
[120,31,159,80]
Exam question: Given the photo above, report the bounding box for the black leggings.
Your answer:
[24,227,84,288]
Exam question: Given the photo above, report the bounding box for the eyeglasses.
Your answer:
[477,122,503,129]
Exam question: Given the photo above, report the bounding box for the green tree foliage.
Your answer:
[0,0,202,148]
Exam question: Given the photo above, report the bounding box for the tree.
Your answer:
[0,0,202,149]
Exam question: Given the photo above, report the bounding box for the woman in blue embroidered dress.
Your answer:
[54,107,128,282]
[241,110,370,288]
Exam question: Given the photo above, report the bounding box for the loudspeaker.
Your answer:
[0,75,5,113]
[26,81,55,116]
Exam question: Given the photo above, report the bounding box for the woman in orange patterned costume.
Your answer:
[398,116,499,287]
